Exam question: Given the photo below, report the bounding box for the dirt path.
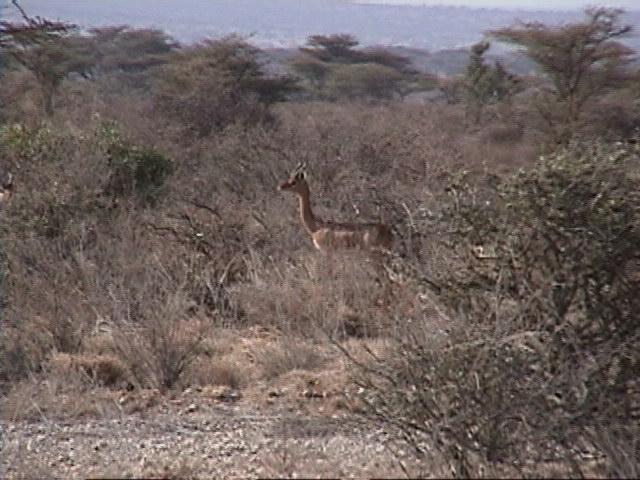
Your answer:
[2,400,408,479]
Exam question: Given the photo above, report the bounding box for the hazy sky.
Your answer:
[4,0,639,48]
[355,0,639,10]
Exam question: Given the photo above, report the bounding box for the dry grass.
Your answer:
[46,352,130,388]
[2,32,637,476]
[184,356,248,390]
[3,453,55,480]
[252,338,329,381]
[1,377,123,422]
[235,251,394,338]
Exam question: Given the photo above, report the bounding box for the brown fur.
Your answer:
[0,173,13,205]
[278,166,393,253]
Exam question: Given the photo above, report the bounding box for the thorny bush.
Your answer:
[352,136,640,476]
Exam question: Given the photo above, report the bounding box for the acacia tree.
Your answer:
[291,33,414,100]
[0,0,70,48]
[490,7,635,142]
[291,34,366,92]
[88,26,177,75]
[1,1,92,116]
[154,37,297,136]
[300,34,362,64]
[10,37,96,116]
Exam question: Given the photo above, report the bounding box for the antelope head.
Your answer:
[278,162,309,195]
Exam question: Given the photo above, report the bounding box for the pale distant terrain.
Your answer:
[9,0,640,51]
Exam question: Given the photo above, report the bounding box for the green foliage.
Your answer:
[463,41,520,122]
[301,34,362,64]
[289,55,331,91]
[290,34,415,100]
[359,47,414,73]
[0,124,85,239]
[356,137,640,473]
[101,124,173,205]
[0,123,62,160]
[300,34,412,71]
[88,26,177,75]
[82,26,177,91]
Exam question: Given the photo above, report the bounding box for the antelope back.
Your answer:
[0,173,13,205]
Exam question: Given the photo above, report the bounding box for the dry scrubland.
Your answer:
[1,6,640,478]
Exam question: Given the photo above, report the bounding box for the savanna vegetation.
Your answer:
[1,1,639,477]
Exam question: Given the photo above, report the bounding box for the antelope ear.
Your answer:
[292,161,306,175]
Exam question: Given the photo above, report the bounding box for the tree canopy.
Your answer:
[489,7,635,141]
[291,33,416,100]
[0,0,72,49]
[154,37,298,136]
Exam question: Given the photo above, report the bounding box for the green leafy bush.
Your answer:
[100,123,173,205]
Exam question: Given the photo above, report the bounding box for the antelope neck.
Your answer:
[296,186,319,234]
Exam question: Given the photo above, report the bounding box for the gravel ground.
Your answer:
[1,401,410,479]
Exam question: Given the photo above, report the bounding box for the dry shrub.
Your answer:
[3,449,54,480]
[352,137,640,475]
[460,130,538,175]
[182,327,250,389]
[236,251,390,339]
[480,122,524,144]
[1,376,121,422]
[0,122,168,387]
[46,352,129,388]
[257,441,315,479]
[84,449,199,480]
[185,356,248,390]
[0,70,42,125]
[587,424,640,478]
[582,90,640,141]
[253,338,328,381]
[107,265,211,391]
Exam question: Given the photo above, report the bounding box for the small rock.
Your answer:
[93,441,106,451]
